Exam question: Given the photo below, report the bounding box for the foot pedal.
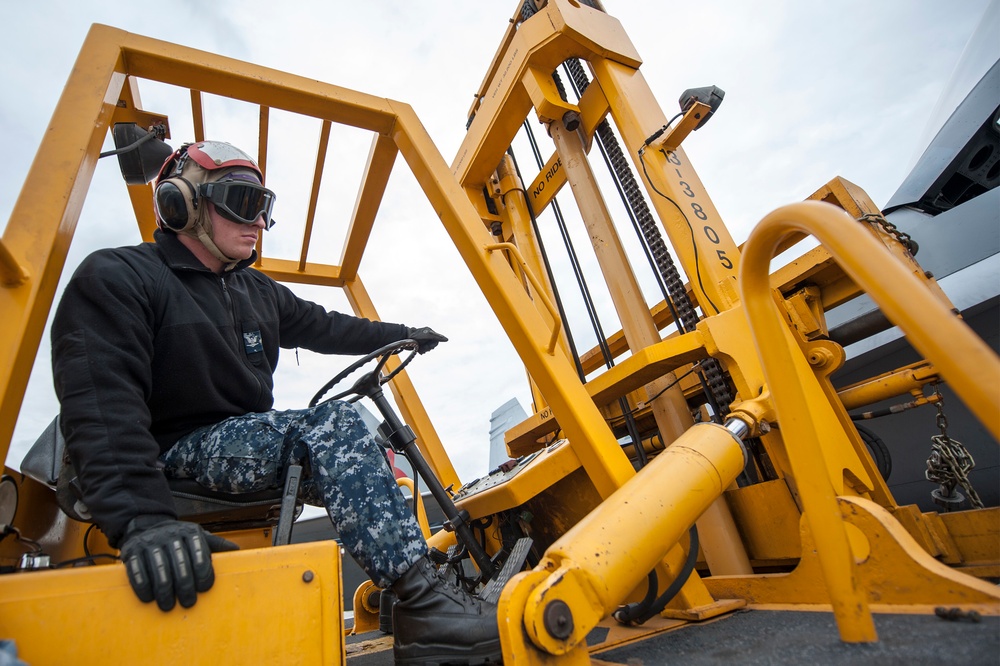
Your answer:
[479,537,532,605]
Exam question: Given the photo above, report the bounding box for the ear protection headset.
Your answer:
[152,141,263,233]
[154,176,198,231]
[153,144,199,232]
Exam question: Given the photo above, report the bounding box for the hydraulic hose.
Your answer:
[612,525,700,625]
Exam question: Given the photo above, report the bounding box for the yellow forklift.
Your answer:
[1,1,997,663]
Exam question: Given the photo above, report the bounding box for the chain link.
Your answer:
[859,213,917,255]
[924,389,984,510]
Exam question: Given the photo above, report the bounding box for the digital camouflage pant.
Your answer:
[159,400,427,587]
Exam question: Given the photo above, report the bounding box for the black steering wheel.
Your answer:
[309,339,419,407]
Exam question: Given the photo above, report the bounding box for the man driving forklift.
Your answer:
[50,140,501,665]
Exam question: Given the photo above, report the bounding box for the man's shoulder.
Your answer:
[74,242,162,279]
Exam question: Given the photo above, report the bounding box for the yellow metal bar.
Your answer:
[125,183,158,243]
[587,332,706,405]
[299,120,331,271]
[343,276,460,490]
[112,76,160,242]
[578,297,688,374]
[397,477,431,541]
[497,153,571,411]
[524,151,565,216]
[704,497,1000,608]
[390,98,636,499]
[548,118,692,444]
[0,24,127,465]
[588,55,741,314]
[485,242,562,354]
[464,2,529,125]
[339,133,398,282]
[452,0,641,188]
[258,105,270,178]
[838,362,940,413]
[521,76,610,218]
[522,65,578,125]
[190,89,205,142]
[118,31,398,134]
[516,422,747,656]
[254,105,270,261]
[255,256,344,287]
[655,101,712,152]
[503,331,707,456]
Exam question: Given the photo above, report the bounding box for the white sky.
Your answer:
[1,0,993,489]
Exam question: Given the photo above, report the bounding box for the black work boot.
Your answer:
[391,556,502,665]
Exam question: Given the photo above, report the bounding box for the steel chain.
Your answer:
[924,391,984,510]
[859,213,917,255]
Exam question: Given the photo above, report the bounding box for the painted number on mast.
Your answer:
[660,149,733,272]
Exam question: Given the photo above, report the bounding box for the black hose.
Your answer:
[507,147,586,383]
[613,525,700,625]
[855,423,892,481]
[613,570,658,625]
[99,127,157,158]
[519,121,648,466]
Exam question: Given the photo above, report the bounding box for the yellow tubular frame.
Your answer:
[739,200,1000,642]
[0,21,628,658]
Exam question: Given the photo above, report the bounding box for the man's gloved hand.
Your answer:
[119,514,239,612]
[406,327,448,354]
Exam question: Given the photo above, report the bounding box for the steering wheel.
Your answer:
[309,339,419,407]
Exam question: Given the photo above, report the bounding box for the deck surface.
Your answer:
[345,608,1000,665]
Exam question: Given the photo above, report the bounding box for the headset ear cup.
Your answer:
[154,179,197,231]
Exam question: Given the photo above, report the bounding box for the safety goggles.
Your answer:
[200,180,277,229]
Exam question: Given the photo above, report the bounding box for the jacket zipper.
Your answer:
[220,276,237,332]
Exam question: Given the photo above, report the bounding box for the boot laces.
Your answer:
[437,567,482,609]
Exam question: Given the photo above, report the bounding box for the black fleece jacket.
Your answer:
[51,230,409,546]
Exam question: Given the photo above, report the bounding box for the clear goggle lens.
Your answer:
[201,181,276,229]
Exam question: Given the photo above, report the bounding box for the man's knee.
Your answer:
[310,400,366,431]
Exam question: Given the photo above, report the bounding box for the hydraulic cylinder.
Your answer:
[523,421,747,654]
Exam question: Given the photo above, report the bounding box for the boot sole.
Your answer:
[393,638,502,665]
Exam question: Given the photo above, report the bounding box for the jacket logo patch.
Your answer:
[243,330,263,354]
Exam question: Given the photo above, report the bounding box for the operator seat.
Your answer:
[20,416,303,545]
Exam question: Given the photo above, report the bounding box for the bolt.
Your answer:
[543,599,574,640]
[562,110,581,132]
[807,347,834,368]
[302,570,314,583]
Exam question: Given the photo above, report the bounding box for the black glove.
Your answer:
[406,327,448,354]
[119,515,239,611]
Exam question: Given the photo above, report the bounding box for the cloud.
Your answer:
[1,0,992,487]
